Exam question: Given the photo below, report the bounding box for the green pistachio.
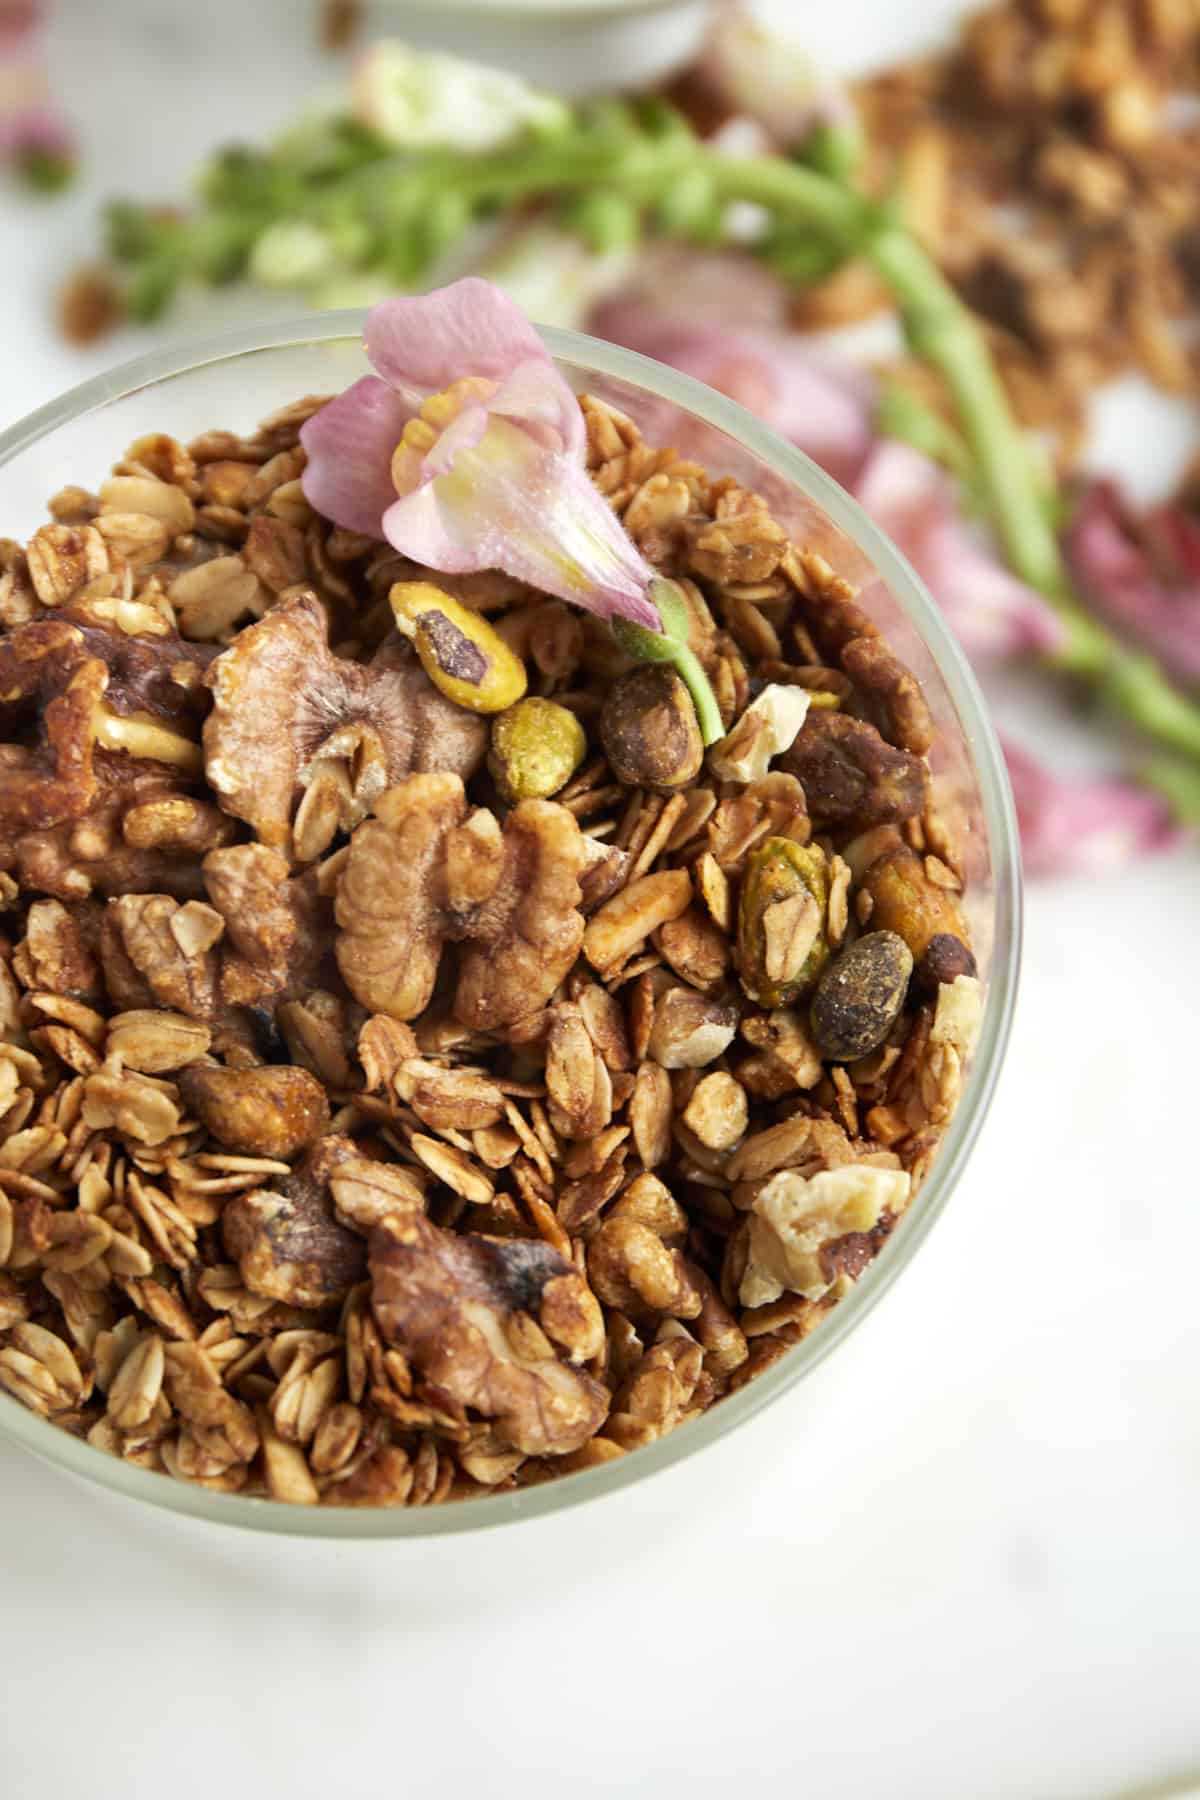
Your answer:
[736,837,830,1009]
[489,697,587,803]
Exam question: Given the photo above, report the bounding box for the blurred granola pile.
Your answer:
[851,0,1200,467]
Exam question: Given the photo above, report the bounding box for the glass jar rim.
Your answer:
[0,311,1022,1538]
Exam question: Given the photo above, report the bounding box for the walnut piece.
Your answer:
[202,843,297,1006]
[336,773,587,1031]
[203,591,487,856]
[368,1175,608,1457]
[740,1165,911,1307]
[780,710,928,830]
[222,1137,365,1309]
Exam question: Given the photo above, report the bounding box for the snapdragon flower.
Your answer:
[300,277,661,630]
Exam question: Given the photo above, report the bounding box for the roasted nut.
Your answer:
[587,1214,702,1323]
[708,685,810,784]
[647,987,738,1070]
[841,636,934,755]
[105,893,220,1019]
[369,1202,608,1457]
[223,1138,365,1309]
[336,772,587,1031]
[178,1063,330,1158]
[682,1071,748,1151]
[858,846,967,963]
[810,931,914,1062]
[738,1008,823,1098]
[390,581,527,713]
[599,666,703,792]
[914,931,978,994]
[202,843,297,1006]
[737,837,830,1008]
[488,698,586,803]
[740,1164,911,1307]
[203,592,487,853]
[780,710,928,829]
[655,906,730,993]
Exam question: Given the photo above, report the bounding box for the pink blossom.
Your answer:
[1002,738,1179,875]
[854,442,1068,660]
[0,0,72,168]
[1065,479,1200,686]
[590,299,875,489]
[591,244,793,334]
[300,278,660,630]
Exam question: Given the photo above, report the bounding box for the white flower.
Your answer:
[480,224,634,331]
[249,221,340,291]
[352,42,568,154]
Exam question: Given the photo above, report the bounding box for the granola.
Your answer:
[0,389,982,1508]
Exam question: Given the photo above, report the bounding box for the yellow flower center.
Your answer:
[390,376,497,499]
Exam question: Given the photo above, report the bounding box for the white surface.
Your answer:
[0,5,1197,1798]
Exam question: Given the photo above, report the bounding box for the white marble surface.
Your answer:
[0,5,1196,1798]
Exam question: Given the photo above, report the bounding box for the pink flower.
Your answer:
[854,442,1068,660]
[590,300,874,490]
[0,0,73,169]
[300,278,660,631]
[1065,480,1200,687]
[1002,738,1180,876]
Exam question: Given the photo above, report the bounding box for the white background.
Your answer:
[0,4,1196,1797]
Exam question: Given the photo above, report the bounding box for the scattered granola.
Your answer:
[0,380,982,1508]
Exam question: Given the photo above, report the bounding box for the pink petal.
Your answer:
[1002,738,1180,876]
[364,278,551,411]
[489,356,585,460]
[591,305,874,488]
[590,245,792,333]
[382,423,659,629]
[855,443,1068,659]
[1066,480,1200,686]
[299,374,411,537]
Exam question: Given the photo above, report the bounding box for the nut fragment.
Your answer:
[599,666,704,792]
[780,710,928,829]
[708,685,810,784]
[203,592,487,852]
[810,931,914,1062]
[178,1064,330,1158]
[647,988,738,1070]
[741,1165,911,1306]
[682,1071,748,1152]
[370,1202,608,1457]
[858,846,967,963]
[914,932,978,994]
[222,1138,366,1308]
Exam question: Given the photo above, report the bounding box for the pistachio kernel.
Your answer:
[389,581,527,714]
[857,846,967,962]
[810,930,914,1062]
[599,665,703,792]
[736,837,830,1009]
[488,697,587,804]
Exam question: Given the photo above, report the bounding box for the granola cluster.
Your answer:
[0,392,981,1507]
[838,0,1199,464]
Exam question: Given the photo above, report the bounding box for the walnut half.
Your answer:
[335,773,587,1032]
